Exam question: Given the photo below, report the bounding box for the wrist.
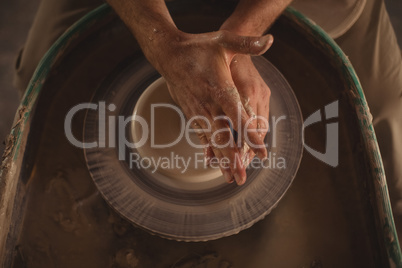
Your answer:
[141,27,186,72]
[146,24,183,48]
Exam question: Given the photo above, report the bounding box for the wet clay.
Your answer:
[132,77,222,182]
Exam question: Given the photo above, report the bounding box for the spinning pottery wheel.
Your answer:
[84,56,303,241]
[2,1,401,267]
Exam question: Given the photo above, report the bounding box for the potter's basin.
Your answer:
[0,2,400,267]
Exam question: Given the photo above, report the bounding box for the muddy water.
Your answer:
[13,5,385,268]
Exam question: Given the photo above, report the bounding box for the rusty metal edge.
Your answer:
[285,6,402,267]
[0,4,112,265]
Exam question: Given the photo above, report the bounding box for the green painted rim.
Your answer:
[286,6,402,266]
[9,5,111,161]
[5,3,401,266]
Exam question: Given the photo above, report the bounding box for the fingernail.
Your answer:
[234,173,245,185]
[223,170,233,183]
[262,34,274,47]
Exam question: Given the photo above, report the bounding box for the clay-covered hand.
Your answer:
[229,54,271,170]
[147,30,273,185]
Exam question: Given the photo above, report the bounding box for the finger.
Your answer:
[203,146,215,165]
[239,142,256,169]
[198,112,234,182]
[241,96,257,125]
[188,111,234,183]
[190,120,215,164]
[210,111,247,185]
[240,96,258,167]
[211,86,267,159]
[236,95,254,156]
[210,146,234,184]
[218,31,274,56]
[256,84,271,140]
[257,102,270,141]
[180,84,237,183]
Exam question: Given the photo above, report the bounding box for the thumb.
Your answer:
[218,31,274,56]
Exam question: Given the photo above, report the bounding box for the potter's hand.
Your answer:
[229,54,271,169]
[150,30,272,185]
[107,0,290,185]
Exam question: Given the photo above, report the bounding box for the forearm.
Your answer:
[106,0,181,69]
[220,0,293,36]
[106,0,274,183]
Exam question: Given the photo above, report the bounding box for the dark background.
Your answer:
[0,0,401,155]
